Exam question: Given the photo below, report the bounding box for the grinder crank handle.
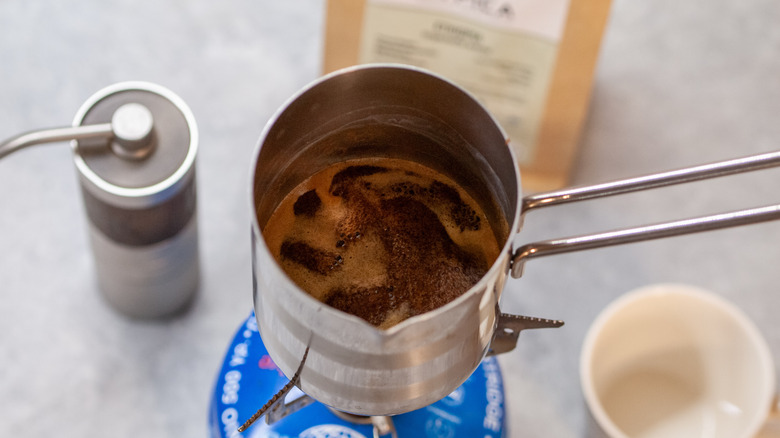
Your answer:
[0,124,113,159]
[511,150,780,278]
[0,102,154,160]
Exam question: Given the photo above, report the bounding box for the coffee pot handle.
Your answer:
[511,150,780,278]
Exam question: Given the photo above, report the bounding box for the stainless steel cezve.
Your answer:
[249,64,780,420]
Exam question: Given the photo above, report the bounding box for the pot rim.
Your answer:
[248,63,523,336]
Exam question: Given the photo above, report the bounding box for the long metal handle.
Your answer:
[521,150,780,213]
[511,150,780,278]
[0,124,113,160]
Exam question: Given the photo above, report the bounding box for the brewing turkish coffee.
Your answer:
[262,157,502,329]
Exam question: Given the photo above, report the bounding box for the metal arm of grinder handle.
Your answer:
[511,150,780,278]
[0,103,154,160]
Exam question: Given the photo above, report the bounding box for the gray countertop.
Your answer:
[2,1,779,437]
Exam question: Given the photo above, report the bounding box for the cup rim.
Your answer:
[579,283,776,438]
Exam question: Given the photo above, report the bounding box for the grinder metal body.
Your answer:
[73,82,200,318]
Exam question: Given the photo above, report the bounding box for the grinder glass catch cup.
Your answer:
[250,64,780,419]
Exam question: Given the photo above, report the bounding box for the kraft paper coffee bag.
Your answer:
[323,0,611,192]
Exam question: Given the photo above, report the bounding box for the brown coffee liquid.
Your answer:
[262,157,503,329]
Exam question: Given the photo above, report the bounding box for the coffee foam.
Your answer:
[262,157,502,329]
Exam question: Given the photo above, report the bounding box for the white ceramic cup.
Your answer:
[580,284,778,438]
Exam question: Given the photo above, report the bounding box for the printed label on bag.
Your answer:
[359,0,570,164]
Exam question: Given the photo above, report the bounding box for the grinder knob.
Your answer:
[110,103,155,159]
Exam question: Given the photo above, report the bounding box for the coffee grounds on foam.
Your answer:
[279,240,343,275]
[266,159,500,329]
[293,189,321,217]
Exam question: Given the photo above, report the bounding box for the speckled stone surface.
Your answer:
[1,1,779,437]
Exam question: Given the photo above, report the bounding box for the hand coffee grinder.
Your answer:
[0,82,199,318]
